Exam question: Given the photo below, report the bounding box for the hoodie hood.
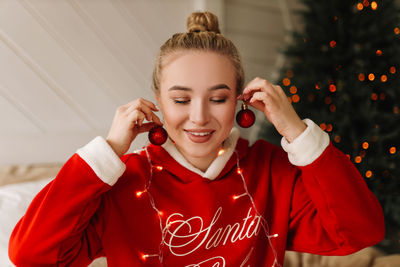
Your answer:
[143,127,249,183]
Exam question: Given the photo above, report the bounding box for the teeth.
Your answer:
[190,132,211,136]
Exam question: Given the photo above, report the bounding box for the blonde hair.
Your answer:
[152,11,244,95]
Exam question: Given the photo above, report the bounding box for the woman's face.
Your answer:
[156,51,238,169]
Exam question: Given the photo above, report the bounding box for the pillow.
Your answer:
[0,177,107,266]
[0,177,52,266]
[0,163,62,187]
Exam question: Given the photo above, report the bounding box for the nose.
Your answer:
[189,99,210,126]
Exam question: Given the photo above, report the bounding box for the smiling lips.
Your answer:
[184,129,215,143]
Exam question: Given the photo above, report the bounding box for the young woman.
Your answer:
[9,11,384,267]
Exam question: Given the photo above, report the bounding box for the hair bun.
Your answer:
[187,11,221,34]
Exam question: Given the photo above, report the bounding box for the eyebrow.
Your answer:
[168,83,231,92]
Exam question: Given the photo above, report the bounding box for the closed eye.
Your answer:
[173,99,190,104]
[173,98,227,104]
[211,98,226,103]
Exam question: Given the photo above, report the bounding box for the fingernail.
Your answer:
[155,104,160,110]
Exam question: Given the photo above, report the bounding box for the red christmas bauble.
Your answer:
[148,126,168,146]
[236,104,255,128]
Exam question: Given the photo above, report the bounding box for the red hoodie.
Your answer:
[9,119,384,266]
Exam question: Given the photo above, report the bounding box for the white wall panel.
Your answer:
[226,2,285,38]
[122,0,193,45]
[0,36,93,132]
[0,89,42,134]
[227,32,281,66]
[0,1,118,131]
[20,0,144,103]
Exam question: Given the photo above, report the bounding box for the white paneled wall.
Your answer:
[0,0,300,165]
[226,0,305,81]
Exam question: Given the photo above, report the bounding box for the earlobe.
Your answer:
[155,93,162,111]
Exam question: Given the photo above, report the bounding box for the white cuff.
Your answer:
[76,136,126,186]
[281,119,330,166]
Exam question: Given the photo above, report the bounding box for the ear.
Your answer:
[154,92,162,111]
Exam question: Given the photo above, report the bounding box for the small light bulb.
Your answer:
[136,190,146,197]
[233,193,247,200]
[141,253,158,260]
[371,1,378,10]
[362,142,369,149]
[155,165,163,171]
[282,78,291,86]
[236,168,243,174]
[368,73,375,81]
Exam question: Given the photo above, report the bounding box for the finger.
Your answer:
[151,112,163,125]
[126,102,154,122]
[128,110,146,127]
[252,90,281,110]
[243,78,273,94]
[242,89,261,102]
[122,98,159,111]
[273,85,290,101]
[243,77,268,91]
[243,78,274,101]
[248,91,270,111]
[243,76,265,89]
[250,91,279,104]
[126,103,163,125]
[249,91,267,103]
[137,98,159,111]
[137,122,158,133]
[121,99,138,109]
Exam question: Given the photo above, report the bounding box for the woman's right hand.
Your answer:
[106,98,163,157]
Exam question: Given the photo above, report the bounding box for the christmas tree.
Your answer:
[259,0,400,253]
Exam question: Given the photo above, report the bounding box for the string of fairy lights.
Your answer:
[279,0,398,181]
[132,145,280,266]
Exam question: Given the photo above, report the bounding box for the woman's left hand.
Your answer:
[238,77,306,143]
